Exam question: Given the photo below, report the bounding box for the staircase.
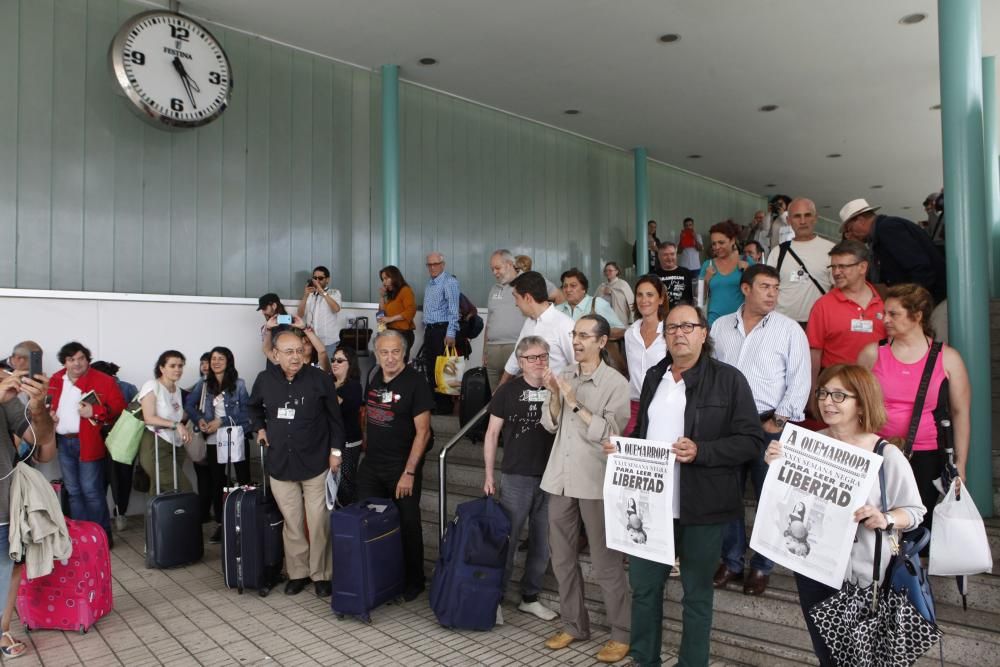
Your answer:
[421,414,1000,666]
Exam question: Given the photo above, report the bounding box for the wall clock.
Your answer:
[108,10,233,129]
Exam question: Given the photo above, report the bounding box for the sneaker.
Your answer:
[595,640,629,663]
[114,515,128,532]
[495,606,504,625]
[518,600,558,621]
[209,525,223,544]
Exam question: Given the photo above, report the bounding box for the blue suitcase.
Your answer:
[429,496,511,630]
[331,498,405,622]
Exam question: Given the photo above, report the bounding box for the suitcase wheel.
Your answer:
[79,625,87,635]
[22,624,29,633]
[335,613,344,620]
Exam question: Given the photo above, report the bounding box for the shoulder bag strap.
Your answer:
[589,296,597,315]
[776,241,790,274]
[902,342,943,458]
[784,243,827,295]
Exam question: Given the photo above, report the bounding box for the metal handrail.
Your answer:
[438,405,491,538]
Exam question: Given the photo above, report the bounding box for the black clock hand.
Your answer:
[172,57,199,109]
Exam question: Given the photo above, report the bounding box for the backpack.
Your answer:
[458,293,484,340]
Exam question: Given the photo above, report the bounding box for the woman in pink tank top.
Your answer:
[858,284,970,536]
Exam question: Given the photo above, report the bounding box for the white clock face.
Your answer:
[110,11,232,129]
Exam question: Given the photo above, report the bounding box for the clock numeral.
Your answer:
[208,71,222,85]
[170,98,185,112]
[170,25,190,41]
[130,51,145,66]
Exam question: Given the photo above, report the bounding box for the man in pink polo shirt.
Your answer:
[805,240,886,413]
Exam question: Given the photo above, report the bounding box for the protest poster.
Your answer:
[749,424,882,588]
[603,436,675,565]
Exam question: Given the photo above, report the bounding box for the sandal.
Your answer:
[0,631,26,658]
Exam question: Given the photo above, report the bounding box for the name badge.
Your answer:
[850,318,874,333]
[277,407,296,420]
[525,389,549,402]
[380,390,394,404]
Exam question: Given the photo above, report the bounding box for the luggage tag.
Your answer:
[277,402,296,420]
[850,318,874,333]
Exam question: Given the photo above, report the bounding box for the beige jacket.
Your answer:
[9,462,72,579]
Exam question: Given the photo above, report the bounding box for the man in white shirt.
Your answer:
[709,264,810,596]
[766,198,834,326]
[768,195,794,250]
[499,272,575,386]
[297,265,343,358]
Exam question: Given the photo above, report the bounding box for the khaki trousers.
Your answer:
[484,342,515,390]
[270,471,331,581]
[548,494,631,643]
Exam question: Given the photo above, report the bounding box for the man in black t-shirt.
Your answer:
[651,242,693,308]
[483,335,557,625]
[356,330,435,601]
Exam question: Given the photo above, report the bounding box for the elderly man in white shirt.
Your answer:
[709,264,810,597]
[498,271,576,387]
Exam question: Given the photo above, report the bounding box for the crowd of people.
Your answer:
[0,191,970,665]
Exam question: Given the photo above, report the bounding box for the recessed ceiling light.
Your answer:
[686,154,702,159]
[826,153,842,158]
[563,109,580,115]
[758,104,779,112]
[902,206,912,210]
[418,57,438,65]
[930,104,941,110]
[870,185,884,189]
[899,13,927,25]
[658,34,680,43]
[764,183,777,188]
[821,205,831,209]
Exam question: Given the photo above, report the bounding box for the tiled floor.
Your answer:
[7,522,737,667]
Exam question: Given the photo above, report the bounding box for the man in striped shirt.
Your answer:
[708,264,811,596]
[422,251,461,413]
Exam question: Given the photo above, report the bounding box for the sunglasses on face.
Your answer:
[332,358,348,364]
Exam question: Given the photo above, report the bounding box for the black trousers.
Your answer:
[399,329,415,363]
[106,459,134,517]
[908,449,941,534]
[794,572,838,667]
[195,445,251,524]
[355,457,425,592]
[422,323,453,413]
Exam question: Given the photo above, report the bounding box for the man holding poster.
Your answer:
[619,304,764,667]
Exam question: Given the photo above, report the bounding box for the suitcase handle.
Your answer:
[151,430,179,496]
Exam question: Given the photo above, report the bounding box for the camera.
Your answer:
[277,314,292,325]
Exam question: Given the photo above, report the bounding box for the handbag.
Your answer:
[105,398,146,464]
[217,418,246,464]
[808,528,943,667]
[184,382,209,464]
[929,479,992,577]
[435,345,465,396]
[339,316,372,354]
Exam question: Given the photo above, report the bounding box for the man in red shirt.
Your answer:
[806,241,886,413]
[50,342,125,545]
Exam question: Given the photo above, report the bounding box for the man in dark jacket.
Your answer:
[619,304,764,667]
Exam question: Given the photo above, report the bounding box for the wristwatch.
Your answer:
[883,513,895,531]
[330,448,342,457]
[774,415,789,429]
[572,404,581,413]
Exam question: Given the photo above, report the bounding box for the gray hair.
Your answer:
[427,251,446,263]
[491,249,515,265]
[11,340,41,358]
[515,336,550,357]
[374,329,409,355]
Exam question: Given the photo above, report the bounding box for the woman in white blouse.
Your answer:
[138,350,193,492]
[623,276,668,435]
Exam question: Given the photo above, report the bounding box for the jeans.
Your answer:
[0,526,13,621]
[57,436,111,532]
[720,430,780,575]
[794,572,838,667]
[498,473,549,600]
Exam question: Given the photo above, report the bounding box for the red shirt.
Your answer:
[806,284,886,368]
[49,368,126,462]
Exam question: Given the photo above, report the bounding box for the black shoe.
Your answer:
[284,577,309,595]
[259,583,273,598]
[403,585,425,602]
[314,581,332,598]
[209,525,223,544]
[106,533,114,550]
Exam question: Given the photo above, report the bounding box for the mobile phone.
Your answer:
[29,350,43,380]
[277,314,292,325]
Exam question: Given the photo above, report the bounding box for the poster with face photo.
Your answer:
[603,437,675,565]
[749,425,882,588]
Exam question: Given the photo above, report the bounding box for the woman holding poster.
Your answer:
[765,364,925,667]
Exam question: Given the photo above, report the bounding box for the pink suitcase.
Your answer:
[17,519,113,634]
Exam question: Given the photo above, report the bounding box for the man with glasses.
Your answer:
[622,304,764,667]
[539,315,631,664]
[499,271,576,385]
[356,330,435,601]
[249,331,345,598]
[765,198,833,327]
[422,251,461,413]
[482,336,558,625]
[297,265,343,359]
[709,265,811,596]
[805,240,886,414]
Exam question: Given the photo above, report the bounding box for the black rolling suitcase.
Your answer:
[222,441,284,595]
[459,366,491,443]
[145,432,204,569]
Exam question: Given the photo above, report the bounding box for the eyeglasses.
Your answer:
[827,261,863,271]
[426,261,443,267]
[570,331,599,341]
[312,275,326,280]
[331,358,348,364]
[664,322,704,335]
[815,388,857,403]
[276,348,304,356]
[519,353,549,363]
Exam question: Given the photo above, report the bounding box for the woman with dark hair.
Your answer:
[139,350,193,493]
[331,346,364,506]
[185,347,253,543]
[700,220,752,325]
[378,265,417,360]
[858,283,970,537]
[624,276,668,434]
[766,364,924,667]
[598,262,635,327]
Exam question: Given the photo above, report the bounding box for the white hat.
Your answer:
[839,198,881,224]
